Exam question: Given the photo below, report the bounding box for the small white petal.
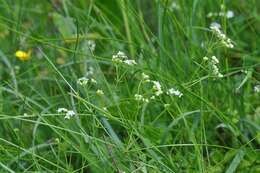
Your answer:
[123,59,137,66]
[210,22,221,29]
[254,85,260,93]
[57,108,68,113]
[64,110,76,119]
[226,10,234,18]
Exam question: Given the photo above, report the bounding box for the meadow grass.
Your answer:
[0,0,259,172]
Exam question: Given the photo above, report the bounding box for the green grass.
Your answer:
[0,0,260,172]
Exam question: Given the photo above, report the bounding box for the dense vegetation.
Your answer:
[0,0,259,172]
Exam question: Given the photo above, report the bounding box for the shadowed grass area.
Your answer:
[0,0,259,172]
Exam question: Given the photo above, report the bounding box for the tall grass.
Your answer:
[0,0,259,172]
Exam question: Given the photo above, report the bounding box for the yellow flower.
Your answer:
[15,50,32,61]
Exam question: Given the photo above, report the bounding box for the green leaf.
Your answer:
[225,149,245,173]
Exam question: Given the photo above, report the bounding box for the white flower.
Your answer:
[112,51,137,66]
[170,2,180,11]
[150,96,155,100]
[201,42,205,48]
[218,12,225,17]
[207,10,234,19]
[224,38,234,48]
[77,76,97,86]
[134,94,149,103]
[112,51,127,63]
[166,88,183,98]
[141,73,150,82]
[112,57,122,63]
[226,10,234,18]
[203,56,209,61]
[204,56,223,78]
[207,12,218,18]
[154,90,163,96]
[87,40,96,52]
[210,25,222,34]
[143,98,149,103]
[134,94,143,101]
[152,81,161,90]
[211,56,219,64]
[90,78,97,84]
[57,108,76,119]
[117,51,128,59]
[96,89,104,96]
[86,67,94,76]
[254,85,260,93]
[210,22,221,29]
[212,64,220,75]
[64,110,76,119]
[207,12,213,18]
[57,108,68,113]
[123,59,137,66]
[152,81,163,96]
[210,25,234,48]
[77,77,89,85]
[218,73,224,78]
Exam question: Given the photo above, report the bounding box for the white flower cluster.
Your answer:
[134,94,149,103]
[134,72,183,104]
[203,56,223,78]
[254,85,260,93]
[77,77,89,85]
[57,108,76,120]
[77,67,97,86]
[152,81,163,96]
[210,25,234,48]
[142,73,150,82]
[112,51,127,63]
[169,2,180,11]
[166,88,183,98]
[77,77,97,86]
[210,22,221,29]
[57,108,67,113]
[207,10,234,19]
[86,66,94,76]
[87,40,96,52]
[112,51,137,66]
